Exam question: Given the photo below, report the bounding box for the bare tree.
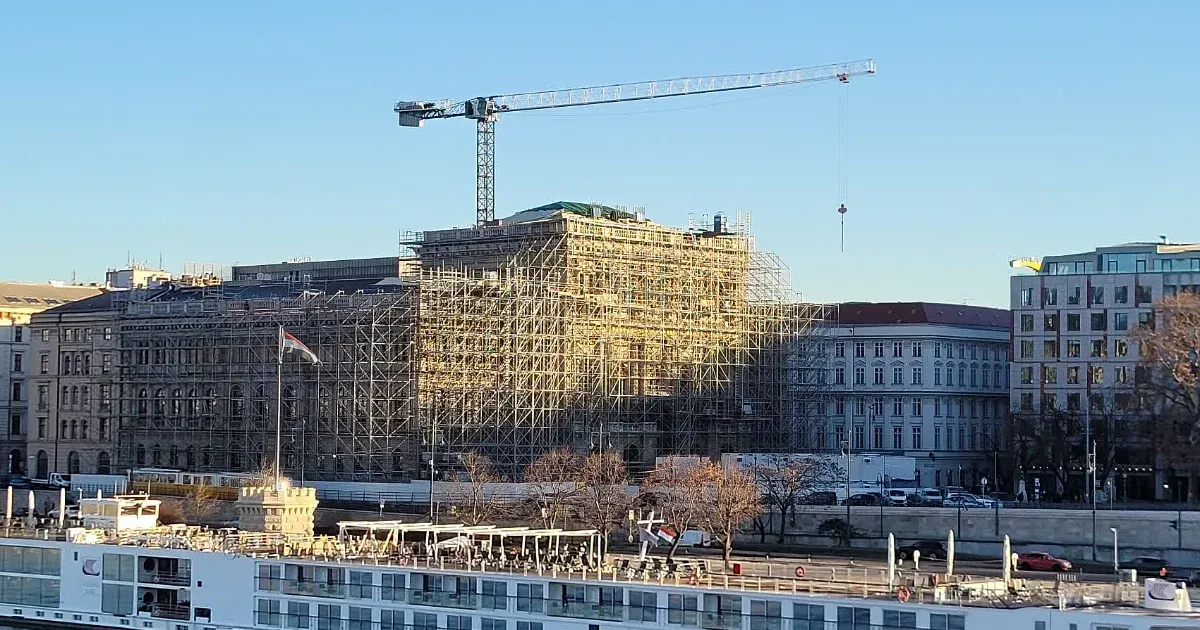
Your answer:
[752,455,839,543]
[641,457,707,558]
[183,483,222,524]
[1132,292,1200,441]
[696,461,762,568]
[448,452,500,525]
[524,448,583,528]
[578,452,630,554]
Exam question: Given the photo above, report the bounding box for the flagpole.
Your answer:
[275,324,283,492]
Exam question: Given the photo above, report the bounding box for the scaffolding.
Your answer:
[113,205,829,481]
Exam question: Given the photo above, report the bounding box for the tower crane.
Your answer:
[395,59,875,226]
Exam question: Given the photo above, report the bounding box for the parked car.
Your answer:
[897,540,946,560]
[917,488,944,506]
[943,493,982,508]
[1123,556,1173,578]
[802,491,838,506]
[1016,552,1074,572]
[886,489,911,506]
[969,494,999,508]
[843,493,883,506]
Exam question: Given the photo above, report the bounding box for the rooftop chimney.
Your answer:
[1160,234,1170,245]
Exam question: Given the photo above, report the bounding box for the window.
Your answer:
[1114,312,1128,331]
[873,367,884,385]
[959,366,965,385]
[667,594,698,626]
[1020,287,1034,306]
[854,398,866,416]
[933,424,942,449]
[1089,366,1104,385]
[892,341,903,357]
[287,602,311,629]
[516,583,543,613]
[892,398,903,417]
[834,341,845,357]
[854,425,865,449]
[854,342,865,358]
[912,367,922,385]
[1067,313,1080,331]
[347,571,372,599]
[348,608,372,630]
[103,327,112,341]
[1020,392,1033,410]
[854,367,865,385]
[40,330,48,343]
[317,605,342,630]
[1044,314,1058,332]
[934,368,941,386]
[957,344,965,359]
[970,367,978,387]
[946,367,954,386]
[1115,339,1128,357]
[911,341,922,357]
[1067,340,1080,357]
[1042,366,1057,384]
[1020,314,1034,332]
[413,613,437,630]
[447,615,472,630]
[1019,340,1033,358]
[257,599,282,627]
[836,606,870,630]
[39,354,47,375]
[37,418,46,439]
[516,624,543,630]
[929,613,965,630]
[1091,286,1104,305]
[892,367,903,385]
[892,425,902,449]
[481,580,507,610]
[629,591,658,623]
[12,327,20,343]
[834,397,845,416]
[748,600,781,630]
[102,354,112,373]
[1115,285,1128,304]
[1067,366,1080,384]
[871,397,884,417]
[834,368,845,385]
[934,343,942,358]
[257,564,282,591]
[1115,366,1129,384]
[1091,312,1107,331]
[873,342,884,358]
[934,398,942,417]
[1136,284,1152,304]
[10,382,21,403]
[911,426,921,449]
[791,604,824,630]
[883,610,916,629]
[12,353,21,373]
[1091,340,1106,358]
[1138,311,1155,329]
[481,620,505,630]
[1043,288,1057,306]
[912,398,922,416]
[1020,366,1033,385]
[380,573,404,602]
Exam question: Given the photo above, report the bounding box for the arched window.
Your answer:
[60,386,68,406]
[97,452,111,475]
[70,386,78,406]
[137,389,148,415]
[135,444,146,466]
[201,448,212,467]
[151,445,162,467]
[63,355,71,375]
[66,451,80,475]
[283,385,296,419]
[35,451,48,479]
[153,389,165,415]
[171,388,182,415]
[81,386,90,407]
[230,451,242,470]
[186,389,197,416]
[69,420,77,439]
[8,450,22,475]
[83,354,91,374]
[203,388,215,414]
[230,385,244,418]
[185,447,195,469]
[81,419,88,440]
[169,446,179,467]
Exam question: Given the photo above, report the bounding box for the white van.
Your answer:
[886,489,910,506]
[919,488,944,506]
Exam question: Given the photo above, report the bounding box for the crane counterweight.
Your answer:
[396,59,875,225]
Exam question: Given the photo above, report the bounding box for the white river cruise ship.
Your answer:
[0,493,1195,630]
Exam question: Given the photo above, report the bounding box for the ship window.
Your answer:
[516,583,543,612]
[516,623,543,630]
[414,612,438,630]
[379,610,402,630]
[286,602,310,629]
[481,580,507,610]
[102,583,134,615]
[446,615,472,630]
[348,606,372,630]
[103,554,135,582]
[257,564,281,592]
[749,600,782,630]
[347,571,372,599]
[629,591,658,622]
[316,604,342,630]
[792,605,825,630]
[380,574,405,602]
[930,614,966,630]
[883,610,916,629]
[482,620,506,630]
[257,598,282,627]
[836,606,870,630]
[668,594,699,626]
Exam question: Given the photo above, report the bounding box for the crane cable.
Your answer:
[837,81,850,252]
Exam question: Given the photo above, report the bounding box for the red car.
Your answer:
[1017,552,1073,572]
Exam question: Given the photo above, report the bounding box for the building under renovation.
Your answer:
[34,203,828,480]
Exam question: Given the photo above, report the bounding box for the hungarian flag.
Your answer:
[281,330,320,364]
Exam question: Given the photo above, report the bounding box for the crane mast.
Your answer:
[396,59,875,226]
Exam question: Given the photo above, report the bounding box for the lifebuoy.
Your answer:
[689,575,699,586]
[896,587,911,603]
[931,574,940,585]
[794,566,806,578]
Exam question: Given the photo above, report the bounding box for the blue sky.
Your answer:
[2,2,1196,307]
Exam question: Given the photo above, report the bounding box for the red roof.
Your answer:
[826,302,1011,330]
